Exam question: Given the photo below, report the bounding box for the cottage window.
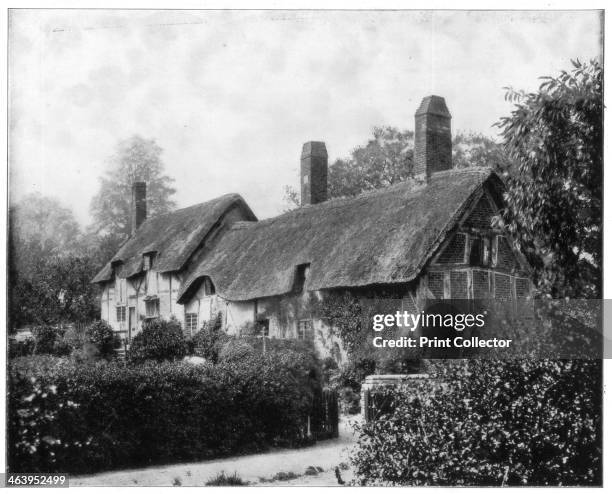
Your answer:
[297,319,314,340]
[116,306,127,323]
[204,277,216,296]
[469,236,492,268]
[145,298,160,318]
[185,313,198,335]
[293,264,310,293]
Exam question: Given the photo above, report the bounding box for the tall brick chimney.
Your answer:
[131,182,147,235]
[414,95,452,180]
[301,141,328,206]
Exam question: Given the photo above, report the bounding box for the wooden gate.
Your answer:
[311,388,339,440]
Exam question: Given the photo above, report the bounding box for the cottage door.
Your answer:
[128,307,136,342]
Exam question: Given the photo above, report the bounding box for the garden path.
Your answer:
[72,416,360,487]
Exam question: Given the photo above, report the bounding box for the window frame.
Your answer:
[297,319,314,340]
[145,298,160,318]
[185,312,198,335]
[116,305,127,323]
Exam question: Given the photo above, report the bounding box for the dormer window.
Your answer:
[293,263,310,293]
[143,253,155,271]
[204,277,216,296]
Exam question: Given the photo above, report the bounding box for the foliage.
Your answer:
[284,128,509,207]
[205,472,248,486]
[9,194,81,280]
[8,338,35,359]
[218,338,257,363]
[89,135,177,239]
[351,359,602,486]
[496,59,602,298]
[128,317,187,363]
[85,320,120,359]
[8,350,319,474]
[313,291,418,373]
[30,326,71,356]
[190,313,229,362]
[9,194,101,329]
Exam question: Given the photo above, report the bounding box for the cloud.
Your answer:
[9,10,603,225]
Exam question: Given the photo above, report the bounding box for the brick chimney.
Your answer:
[301,141,328,206]
[131,182,147,235]
[414,95,452,180]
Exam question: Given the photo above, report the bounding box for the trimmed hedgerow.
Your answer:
[8,348,318,475]
[351,359,602,486]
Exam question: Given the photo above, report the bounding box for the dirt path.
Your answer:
[72,416,360,487]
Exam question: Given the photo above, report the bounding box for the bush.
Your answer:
[218,338,257,363]
[206,472,247,486]
[191,314,229,362]
[30,326,71,356]
[351,360,602,486]
[85,320,120,359]
[8,349,320,474]
[127,317,187,363]
[8,338,35,358]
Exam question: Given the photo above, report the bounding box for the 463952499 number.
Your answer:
[3,474,69,488]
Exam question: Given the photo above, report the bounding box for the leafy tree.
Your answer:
[8,195,101,328]
[284,128,511,207]
[496,59,602,298]
[90,135,177,239]
[9,194,81,279]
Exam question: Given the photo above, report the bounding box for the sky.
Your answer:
[8,9,603,226]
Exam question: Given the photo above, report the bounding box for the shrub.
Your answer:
[8,349,320,474]
[8,338,35,358]
[85,320,120,359]
[191,314,229,362]
[351,359,602,486]
[206,472,247,486]
[30,326,71,356]
[218,338,257,363]
[127,317,187,363]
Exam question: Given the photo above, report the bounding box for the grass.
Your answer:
[205,471,248,486]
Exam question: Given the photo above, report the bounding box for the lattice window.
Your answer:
[515,277,530,298]
[451,271,468,299]
[116,305,126,323]
[428,272,445,299]
[185,313,198,335]
[472,270,490,299]
[494,273,512,300]
[297,319,314,340]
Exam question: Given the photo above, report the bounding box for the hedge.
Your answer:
[8,349,318,474]
[351,359,602,486]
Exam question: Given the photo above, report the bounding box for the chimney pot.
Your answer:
[300,141,328,206]
[414,95,452,180]
[131,182,147,235]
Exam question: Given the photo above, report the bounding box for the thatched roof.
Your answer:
[178,168,503,302]
[92,194,256,283]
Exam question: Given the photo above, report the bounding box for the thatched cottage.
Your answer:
[92,96,531,360]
